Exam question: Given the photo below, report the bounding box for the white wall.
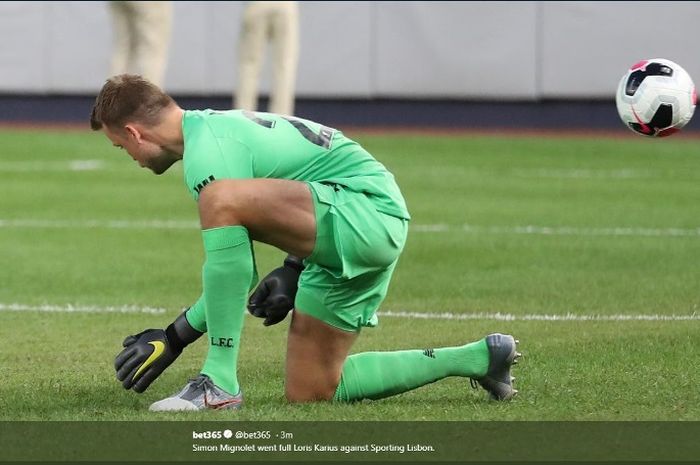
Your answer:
[0,1,699,99]
[539,1,700,98]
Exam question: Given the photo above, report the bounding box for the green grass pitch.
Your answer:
[1,128,699,420]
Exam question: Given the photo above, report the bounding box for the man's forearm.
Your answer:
[185,295,207,333]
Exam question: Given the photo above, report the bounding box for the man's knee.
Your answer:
[198,181,249,229]
[284,311,356,403]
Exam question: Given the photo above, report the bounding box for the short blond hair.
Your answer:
[90,74,175,130]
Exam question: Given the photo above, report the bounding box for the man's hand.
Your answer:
[115,328,180,393]
[247,256,304,326]
[114,312,203,393]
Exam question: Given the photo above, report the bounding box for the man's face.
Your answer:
[103,125,176,175]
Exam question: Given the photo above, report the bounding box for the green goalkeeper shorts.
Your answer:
[295,181,409,332]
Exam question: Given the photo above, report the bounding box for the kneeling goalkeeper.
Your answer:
[91,74,521,411]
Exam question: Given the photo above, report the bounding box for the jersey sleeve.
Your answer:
[183,128,254,201]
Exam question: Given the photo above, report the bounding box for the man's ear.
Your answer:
[124,124,142,143]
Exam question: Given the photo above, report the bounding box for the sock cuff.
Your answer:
[202,226,249,251]
[333,374,349,402]
[333,356,361,402]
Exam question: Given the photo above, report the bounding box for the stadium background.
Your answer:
[2,1,700,129]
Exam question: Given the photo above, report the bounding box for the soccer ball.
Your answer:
[615,58,696,137]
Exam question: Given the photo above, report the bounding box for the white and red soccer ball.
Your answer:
[616,58,696,137]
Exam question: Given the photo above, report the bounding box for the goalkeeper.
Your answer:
[91,75,521,411]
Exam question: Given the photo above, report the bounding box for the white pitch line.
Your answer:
[415,224,700,237]
[0,219,199,230]
[378,310,700,322]
[512,168,657,179]
[2,161,695,179]
[1,218,700,237]
[0,303,166,315]
[0,160,105,172]
[0,303,697,322]
[461,224,700,237]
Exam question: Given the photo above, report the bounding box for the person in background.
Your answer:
[109,1,172,87]
[235,1,299,115]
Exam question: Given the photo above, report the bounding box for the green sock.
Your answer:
[333,339,489,402]
[185,241,259,334]
[199,226,253,395]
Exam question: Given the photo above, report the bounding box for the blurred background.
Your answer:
[1,1,700,128]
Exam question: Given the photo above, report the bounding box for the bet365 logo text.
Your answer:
[192,430,222,439]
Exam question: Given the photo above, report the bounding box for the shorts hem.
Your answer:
[295,288,363,333]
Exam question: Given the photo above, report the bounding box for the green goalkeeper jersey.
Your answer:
[182,110,410,220]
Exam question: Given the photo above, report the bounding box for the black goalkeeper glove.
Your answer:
[114,312,203,393]
[247,256,304,326]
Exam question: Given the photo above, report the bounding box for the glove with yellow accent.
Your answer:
[114,312,203,393]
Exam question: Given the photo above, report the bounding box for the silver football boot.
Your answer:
[470,333,521,400]
[149,374,243,411]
